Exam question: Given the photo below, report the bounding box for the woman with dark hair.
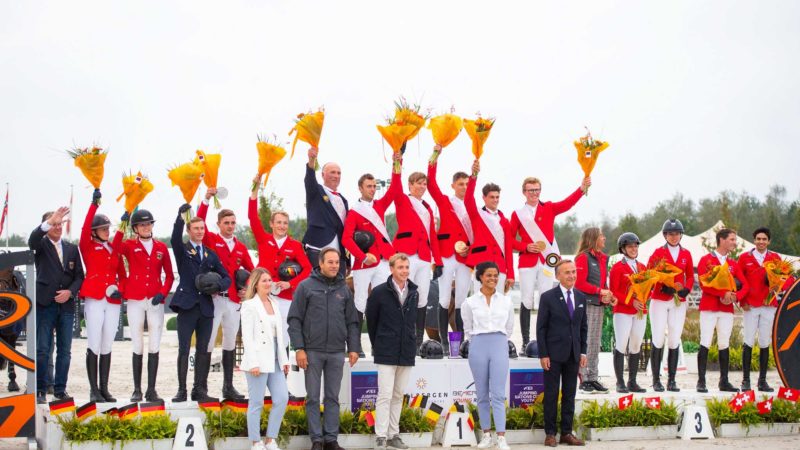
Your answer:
[462,261,514,450]
[574,227,613,393]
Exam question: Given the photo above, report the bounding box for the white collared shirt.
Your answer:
[274,235,288,249]
[714,250,728,266]
[524,202,538,217]
[392,278,408,305]
[323,185,347,224]
[623,256,639,273]
[139,238,154,255]
[559,284,575,305]
[667,244,680,262]
[753,249,767,265]
[461,290,514,339]
[222,235,236,252]
[39,221,64,258]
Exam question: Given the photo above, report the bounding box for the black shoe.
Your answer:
[172,388,187,403]
[145,352,162,402]
[221,350,244,400]
[54,391,71,400]
[757,379,774,392]
[47,385,54,395]
[37,392,46,404]
[99,353,116,403]
[7,379,19,392]
[666,348,680,392]
[741,344,752,391]
[627,353,646,393]
[311,442,324,450]
[650,346,664,392]
[438,307,450,353]
[579,382,595,393]
[173,353,189,402]
[131,353,143,402]
[192,352,217,403]
[696,380,708,393]
[697,345,709,393]
[454,308,464,332]
[613,350,628,393]
[86,349,105,403]
[718,348,738,392]
[520,305,531,348]
[590,380,609,393]
[757,347,774,392]
[324,441,345,450]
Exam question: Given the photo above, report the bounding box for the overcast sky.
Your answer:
[2,0,799,239]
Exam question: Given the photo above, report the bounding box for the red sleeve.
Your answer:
[697,258,728,298]
[429,211,443,266]
[197,201,218,247]
[80,203,98,255]
[248,197,269,244]
[241,247,255,271]
[197,201,209,222]
[609,263,627,302]
[551,187,584,216]
[734,262,749,303]
[289,241,313,290]
[342,212,366,261]
[372,186,395,217]
[160,248,175,297]
[683,251,695,288]
[426,162,444,203]
[116,254,128,293]
[509,213,528,253]
[465,176,480,224]
[503,219,514,279]
[574,253,601,295]
[112,230,127,257]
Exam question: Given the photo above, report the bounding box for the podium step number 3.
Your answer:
[441,412,478,447]
[173,416,208,449]
[678,405,714,440]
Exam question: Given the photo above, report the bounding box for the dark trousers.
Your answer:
[176,305,213,356]
[543,353,579,436]
[305,350,345,443]
[36,302,74,395]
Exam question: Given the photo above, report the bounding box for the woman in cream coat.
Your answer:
[240,268,290,450]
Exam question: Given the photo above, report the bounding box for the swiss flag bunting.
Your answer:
[644,397,661,409]
[618,394,634,410]
[757,397,773,415]
[778,386,799,402]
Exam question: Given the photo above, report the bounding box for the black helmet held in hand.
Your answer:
[195,272,222,295]
[661,218,684,235]
[278,259,303,281]
[131,209,155,227]
[419,340,444,359]
[91,214,111,230]
[459,340,470,359]
[234,269,251,290]
[617,232,640,254]
[353,230,376,254]
[525,340,539,358]
[508,340,518,359]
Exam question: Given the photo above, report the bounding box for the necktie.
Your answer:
[566,290,574,319]
[195,245,203,261]
[55,242,63,266]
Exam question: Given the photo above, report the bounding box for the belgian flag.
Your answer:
[75,402,97,421]
[402,394,411,408]
[139,400,166,417]
[449,401,465,413]
[410,394,429,409]
[222,398,248,413]
[199,400,221,412]
[118,403,139,421]
[359,409,376,427]
[424,402,443,424]
[49,397,76,416]
[469,408,479,431]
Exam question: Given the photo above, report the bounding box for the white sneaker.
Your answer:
[496,435,510,450]
[263,440,281,450]
[477,433,493,449]
[251,442,267,450]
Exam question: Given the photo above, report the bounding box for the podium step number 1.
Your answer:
[173,416,207,449]
[678,405,714,440]
[441,412,478,447]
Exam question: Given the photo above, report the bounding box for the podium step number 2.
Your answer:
[678,405,714,440]
[173,416,208,449]
[441,412,478,447]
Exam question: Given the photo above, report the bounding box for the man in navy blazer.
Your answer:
[536,259,587,447]
[29,206,84,403]
[302,147,349,276]
[170,203,231,403]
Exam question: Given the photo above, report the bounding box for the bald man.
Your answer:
[302,147,350,276]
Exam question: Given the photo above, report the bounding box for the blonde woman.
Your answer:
[240,268,290,450]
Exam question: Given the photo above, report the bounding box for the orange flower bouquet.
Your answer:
[392,97,428,142]
[115,171,154,233]
[376,121,417,171]
[193,150,222,208]
[626,270,659,319]
[289,109,325,160]
[69,146,107,190]
[651,258,685,306]
[463,116,496,159]
[168,162,204,222]
[699,262,738,301]
[573,128,609,195]
[255,134,288,190]
[428,113,463,149]
[763,259,794,305]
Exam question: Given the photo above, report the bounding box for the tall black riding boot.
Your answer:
[718,348,738,392]
[455,308,464,332]
[667,347,680,392]
[145,352,162,401]
[613,350,628,393]
[192,352,217,403]
[438,307,451,353]
[7,361,19,392]
[356,313,366,357]
[758,347,774,392]
[99,353,116,402]
[130,353,143,402]
[86,349,104,402]
[415,308,426,356]
[627,352,646,393]
[222,349,244,399]
[651,346,664,392]
[172,353,189,402]
[697,345,709,393]
[520,305,531,349]
[741,344,752,391]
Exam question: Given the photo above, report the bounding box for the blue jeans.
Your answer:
[245,340,289,442]
[36,302,75,395]
[468,332,509,432]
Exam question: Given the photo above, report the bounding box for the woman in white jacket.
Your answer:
[240,268,290,450]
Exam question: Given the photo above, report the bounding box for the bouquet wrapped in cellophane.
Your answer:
[700,262,737,292]
[289,109,324,162]
[651,258,685,306]
[255,134,287,190]
[463,115,496,160]
[625,270,659,319]
[428,112,463,163]
[193,150,222,208]
[69,146,107,190]
[376,121,417,171]
[763,259,794,305]
[573,128,609,194]
[116,171,154,233]
[168,162,204,222]
[392,97,428,142]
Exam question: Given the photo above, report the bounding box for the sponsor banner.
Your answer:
[509,368,544,407]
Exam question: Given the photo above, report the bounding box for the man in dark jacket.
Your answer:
[366,253,418,450]
[169,204,231,403]
[288,247,361,450]
[29,207,84,403]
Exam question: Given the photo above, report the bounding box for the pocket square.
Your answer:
[578,304,584,308]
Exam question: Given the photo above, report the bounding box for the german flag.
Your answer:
[223,398,248,413]
[49,397,76,416]
[139,400,166,417]
[287,396,305,411]
[199,400,221,412]
[75,402,97,421]
[103,407,119,417]
[410,394,429,409]
[263,396,273,408]
[359,409,375,427]
[118,403,139,421]
[424,402,443,423]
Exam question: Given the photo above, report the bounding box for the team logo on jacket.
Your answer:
[323,195,330,202]
[156,252,163,260]
[68,261,75,269]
